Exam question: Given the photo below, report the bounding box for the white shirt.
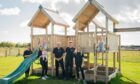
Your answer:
[41,50,48,61]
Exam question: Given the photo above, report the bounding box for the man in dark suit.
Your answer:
[53,42,65,78]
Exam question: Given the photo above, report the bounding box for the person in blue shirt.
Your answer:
[74,46,87,84]
[96,36,105,57]
[65,41,75,80]
[53,42,65,78]
[23,44,32,78]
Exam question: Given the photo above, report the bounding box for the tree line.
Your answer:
[0,42,29,48]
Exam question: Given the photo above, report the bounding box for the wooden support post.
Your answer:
[51,23,54,76]
[5,48,8,57]
[87,23,89,32]
[30,26,34,74]
[113,23,116,69]
[101,29,104,65]
[94,25,97,83]
[75,21,79,49]
[105,17,109,84]
[113,53,116,68]
[31,26,33,50]
[45,25,48,45]
[87,23,90,69]
[65,26,67,47]
[117,52,119,62]
[118,35,121,73]
[87,53,90,69]
[87,23,90,51]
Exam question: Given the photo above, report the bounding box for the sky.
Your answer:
[0,0,140,45]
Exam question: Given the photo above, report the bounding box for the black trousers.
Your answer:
[55,59,65,78]
[24,57,30,77]
[25,67,30,77]
[76,65,85,79]
[65,61,73,79]
[40,58,48,77]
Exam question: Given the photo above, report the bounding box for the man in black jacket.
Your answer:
[23,44,32,78]
[53,42,65,78]
[65,41,75,80]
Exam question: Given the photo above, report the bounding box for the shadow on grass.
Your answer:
[14,75,77,84]
[14,74,138,84]
[109,74,138,84]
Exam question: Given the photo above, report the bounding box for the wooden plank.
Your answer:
[73,1,90,22]
[114,27,140,32]
[28,9,40,27]
[108,68,118,81]
[32,11,50,28]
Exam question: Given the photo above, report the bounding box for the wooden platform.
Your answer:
[85,66,118,82]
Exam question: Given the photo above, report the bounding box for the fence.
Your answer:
[0,48,25,56]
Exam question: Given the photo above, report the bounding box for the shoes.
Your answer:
[77,79,80,84]
[83,80,87,84]
[41,77,46,80]
[44,75,49,79]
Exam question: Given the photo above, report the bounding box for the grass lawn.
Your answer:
[0,50,140,84]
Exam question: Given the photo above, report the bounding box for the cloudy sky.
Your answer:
[0,0,140,45]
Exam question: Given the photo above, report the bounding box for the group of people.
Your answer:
[23,42,87,84]
[23,37,105,84]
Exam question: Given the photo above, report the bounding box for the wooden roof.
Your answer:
[73,0,119,30]
[28,5,69,28]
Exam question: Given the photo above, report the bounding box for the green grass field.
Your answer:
[0,50,140,84]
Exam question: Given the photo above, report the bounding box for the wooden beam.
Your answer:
[45,25,48,46]
[31,26,33,50]
[64,26,67,47]
[87,23,89,32]
[91,20,106,30]
[118,35,121,73]
[78,31,106,34]
[101,29,104,65]
[30,25,34,74]
[113,22,115,32]
[114,27,140,32]
[51,23,54,76]
[73,21,86,31]
[76,20,79,49]
[87,23,90,52]
[113,23,116,69]
[105,16,109,84]
[94,25,97,83]
[113,53,116,68]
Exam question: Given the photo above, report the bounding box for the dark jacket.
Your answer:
[74,52,84,66]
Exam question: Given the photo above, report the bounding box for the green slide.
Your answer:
[0,49,39,84]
